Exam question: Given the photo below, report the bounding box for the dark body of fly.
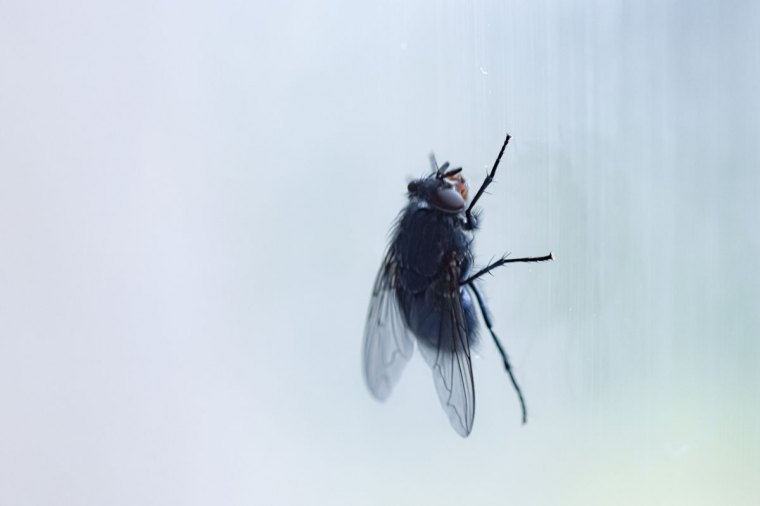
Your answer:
[394,197,478,350]
[362,134,552,437]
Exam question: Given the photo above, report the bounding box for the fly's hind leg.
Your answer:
[468,281,528,424]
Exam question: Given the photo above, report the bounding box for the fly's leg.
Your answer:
[468,282,528,424]
[465,133,511,229]
[461,252,553,285]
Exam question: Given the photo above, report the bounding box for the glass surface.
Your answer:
[1,0,758,504]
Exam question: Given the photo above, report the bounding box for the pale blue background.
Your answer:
[1,0,758,504]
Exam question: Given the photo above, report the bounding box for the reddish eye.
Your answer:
[446,173,468,201]
[431,187,465,213]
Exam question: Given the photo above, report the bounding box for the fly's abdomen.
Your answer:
[459,287,478,345]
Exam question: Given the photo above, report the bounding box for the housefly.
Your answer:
[362,134,552,437]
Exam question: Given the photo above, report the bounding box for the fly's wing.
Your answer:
[362,249,415,401]
[417,262,476,437]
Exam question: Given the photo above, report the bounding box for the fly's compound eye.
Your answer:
[445,173,468,201]
[431,186,466,213]
[407,181,419,194]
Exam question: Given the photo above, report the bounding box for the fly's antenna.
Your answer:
[432,153,463,179]
[443,167,463,178]
[431,153,454,178]
[429,153,439,174]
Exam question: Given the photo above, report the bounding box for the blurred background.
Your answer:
[1,0,758,504]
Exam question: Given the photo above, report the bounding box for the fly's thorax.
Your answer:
[393,204,474,293]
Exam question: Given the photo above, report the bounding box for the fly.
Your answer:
[362,133,552,437]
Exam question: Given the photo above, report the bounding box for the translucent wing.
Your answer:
[417,265,476,437]
[362,250,415,401]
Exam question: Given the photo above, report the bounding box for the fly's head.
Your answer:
[407,164,469,215]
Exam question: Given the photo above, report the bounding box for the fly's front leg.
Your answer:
[465,133,511,229]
